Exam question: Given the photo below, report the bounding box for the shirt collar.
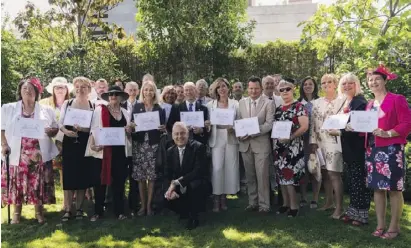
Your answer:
[249,96,261,104]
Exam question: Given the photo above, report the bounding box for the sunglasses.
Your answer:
[108,92,120,97]
[279,87,292,93]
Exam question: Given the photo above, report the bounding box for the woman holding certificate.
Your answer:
[40,77,72,210]
[309,74,346,219]
[130,81,166,216]
[272,78,308,217]
[1,78,59,224]
[337,73,370,226]
[206,78,239,212]
[59,77,94,222]
[364,65,411,239]
[86,86,131,221]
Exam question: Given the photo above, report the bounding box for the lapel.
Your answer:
[195,102,202,111]
[180,102,188,112]
[255,96,265,115]
[244,98,251,118]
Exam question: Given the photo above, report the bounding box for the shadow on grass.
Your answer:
[2,194,411,248]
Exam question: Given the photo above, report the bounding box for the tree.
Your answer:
[14,0,126,74]
[299,0,411,99]
[136,0,255,84]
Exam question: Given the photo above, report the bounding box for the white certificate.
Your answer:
[13,117,46,139]
[271,121,293,139]
[321,114,350,130]
[133,112,161,132]
[350,111,378,132]
[210,108,235,126]
[180,111,204,127]
[93,127,125,146]
[234,117,260,137]
[63,107,93,128]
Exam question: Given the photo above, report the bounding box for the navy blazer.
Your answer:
[131,103,166,145]
[166,101,209,144]
[165,140,210,188]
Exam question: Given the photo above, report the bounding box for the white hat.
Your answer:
[46,77,74,94]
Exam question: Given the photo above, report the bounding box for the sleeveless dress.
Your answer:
[62,100,94,190]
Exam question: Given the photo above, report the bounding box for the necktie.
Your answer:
[179,148,185,167]
[189,103,193,112]
[250,101,257,117]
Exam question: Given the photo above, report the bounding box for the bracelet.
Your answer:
[387,131,392,137]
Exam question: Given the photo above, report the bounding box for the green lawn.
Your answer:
[1,187,411,248]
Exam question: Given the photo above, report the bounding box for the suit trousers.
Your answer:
[211,129,240,195]
[164,179,211,217]
[241,146,270,209]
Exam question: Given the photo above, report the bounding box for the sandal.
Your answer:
[372,228,385,237]
[351,220,366,226]
[381,231,400,240]
[137,208,146,216]
[317,205,335,211]
[340,215,351,223]
[61,212,71,222]
[11,212,21,224]
[118,214,127,220]
[299,200,308,207]
[330,213,344,220]
[75,209,84,220]
[309,201,318,209]
[90,214,100,222]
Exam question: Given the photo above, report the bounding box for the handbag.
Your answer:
[308,151,323,182]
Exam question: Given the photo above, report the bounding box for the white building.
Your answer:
[105,0,318,42]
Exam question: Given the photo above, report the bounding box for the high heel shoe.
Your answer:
[220,195,228,211]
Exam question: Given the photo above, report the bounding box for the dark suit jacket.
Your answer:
[340,95,367,164]
[166,101,209,144]
[131,103,166,145]
[165,140,210,188]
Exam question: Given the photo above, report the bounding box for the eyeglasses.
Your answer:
[54,86,66,90]
[109,92,119,97]
[279,87,292,93]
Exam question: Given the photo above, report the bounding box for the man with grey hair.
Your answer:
[122,81,140,118]
[92,78,109,105]
[167,82,209,145]
[195,79,212,105]
[231,82,244,101]
[164,122,212,230]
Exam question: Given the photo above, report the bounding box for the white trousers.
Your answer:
[211,129,240,195]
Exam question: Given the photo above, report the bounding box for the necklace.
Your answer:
[22,103,35,116]
[108,105,121,113]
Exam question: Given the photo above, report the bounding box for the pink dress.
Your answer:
[1,112,55,205]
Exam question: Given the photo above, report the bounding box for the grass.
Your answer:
[1,185,411,248]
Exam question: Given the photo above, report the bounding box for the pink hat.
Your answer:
[28,77,44,94]
[373,64,398,81]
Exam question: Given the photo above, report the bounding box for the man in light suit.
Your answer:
[237,76,274,212]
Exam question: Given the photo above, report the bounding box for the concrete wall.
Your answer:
[247,3,318,43]
[105,1,317,42]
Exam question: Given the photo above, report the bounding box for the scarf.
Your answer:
[101,105,112,185]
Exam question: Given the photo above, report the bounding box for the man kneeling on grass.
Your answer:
[164,122,212,230]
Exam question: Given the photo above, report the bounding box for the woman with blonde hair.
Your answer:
[59,77,94,221]
[310,74,346,219]
[337,73,370,225]
[130,81,166,216]
[160,85,177,123]
[206,78,239,212]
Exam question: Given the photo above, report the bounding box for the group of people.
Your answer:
[1,65,410,235]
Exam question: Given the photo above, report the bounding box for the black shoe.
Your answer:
[276,206,290,214]
[185,219,199,230]
[288,209,299,217]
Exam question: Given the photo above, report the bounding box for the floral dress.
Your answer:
[273,101,307,186]
[365,105,406,191]
[132,133,158,181]
[310,97,346,172]
[1,112,55,205]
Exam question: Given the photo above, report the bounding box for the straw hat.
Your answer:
[46,77,74,93]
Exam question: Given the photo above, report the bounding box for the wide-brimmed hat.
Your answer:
[101,86,129,102]
[46,77,74,93]
[373,64,398,81]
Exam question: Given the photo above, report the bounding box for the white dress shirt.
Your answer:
[185,100,196,111]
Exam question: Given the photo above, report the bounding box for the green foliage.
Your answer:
[300,0,411,101]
